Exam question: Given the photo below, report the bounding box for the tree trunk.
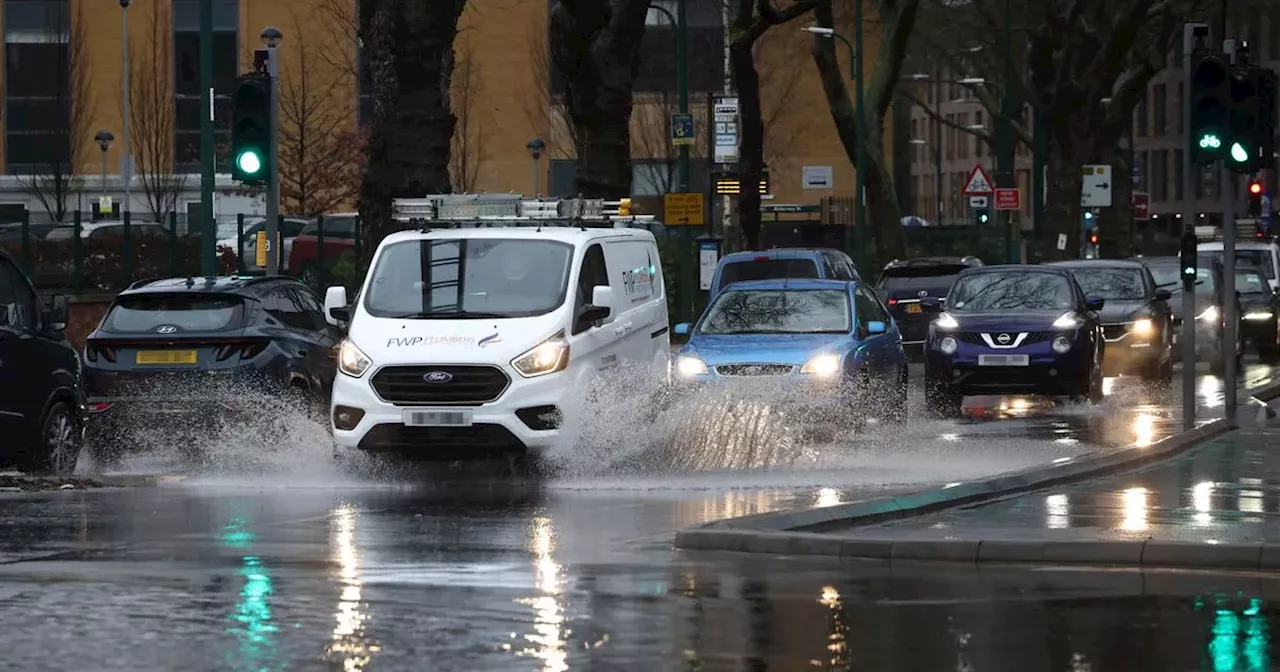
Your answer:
[1096,142,1135,259]
[863,126,905,264]
[357,0,465,260]
[1043,145,1085,261]
[549,0,650,198]
[730,13,763,250]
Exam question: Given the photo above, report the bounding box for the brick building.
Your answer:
[0,0,881,223]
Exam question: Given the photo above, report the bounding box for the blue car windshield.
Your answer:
[948,272,1075,312]
[698,289,850,334]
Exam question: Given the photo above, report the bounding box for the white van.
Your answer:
[323,196,670,459]
[1198,239,1280,292]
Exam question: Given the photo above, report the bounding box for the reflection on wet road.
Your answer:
[0,363,1275,669]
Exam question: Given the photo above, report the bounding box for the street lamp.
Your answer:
[119,0,132,215]
[805,23,866,275]
[527,138,545,195]
[95,130,114,205]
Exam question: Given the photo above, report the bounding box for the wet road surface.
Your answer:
[0,364,1276,669]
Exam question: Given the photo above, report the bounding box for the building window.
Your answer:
[4,0,74,174]
[958,113,969,159]
[1175,82,1184,133]
[974,111,984,157]
[1173,149,1183,200]
[1153,83,1167,136]
[1136,93,1149,137]
[1153,149,1168,202]
[173,0,238,173]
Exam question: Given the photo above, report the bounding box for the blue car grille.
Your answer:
[953,331,1054,346]
[715,364,794,376]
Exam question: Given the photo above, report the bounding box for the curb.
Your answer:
[674,378,1280,555]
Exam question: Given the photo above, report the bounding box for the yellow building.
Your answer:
[0,0,876,222]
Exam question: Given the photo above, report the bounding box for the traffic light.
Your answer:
[1228,65,1262,171]
[1085,228,1099,246]
[1249,179,1264,217]
[1190,49,1232,165]
[231,74,271,184]
[1180,230,1198,290]
[974,207,990,225]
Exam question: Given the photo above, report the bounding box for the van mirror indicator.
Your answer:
[324,286,349,326]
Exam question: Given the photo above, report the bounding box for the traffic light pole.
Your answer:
[198,0,216,277]
[1222,37,1239,423]
[265,44,281,276]
[1181,23,1205,430]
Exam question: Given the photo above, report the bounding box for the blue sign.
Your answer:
[671,113,695,146]
[1264,194,1273,231]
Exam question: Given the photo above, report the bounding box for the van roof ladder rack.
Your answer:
[391,194,655,230]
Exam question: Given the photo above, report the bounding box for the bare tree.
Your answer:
[279,19,365,216]
[449,39,487,192]
[521,15,576,163]
[15,0,94,223]
[127,1,185,224]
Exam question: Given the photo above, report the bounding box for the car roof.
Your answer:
[720,248,836,261]
[959,263,1073,277]
[1199,240,1275,250]
[118,275,309,298]
[882,256,981,269]
[1047,259,1147,270]
[722,278,852,291]
[377,225,657,246]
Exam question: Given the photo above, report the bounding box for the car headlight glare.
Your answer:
[512,332,570,378]
[676,356,708,377]
[1131,318,1154,334]
[1198,306,1220,322]
[939,336,958,354]
[934,312,959,329]
[1052,336,1072,354]
[1244,310,1274,321]
[1053,312,1083,329]
[338,340,372,378]
[800,354,841,376]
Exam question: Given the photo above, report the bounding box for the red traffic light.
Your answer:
[1250,180,1263,195]
[1089,233,1099,245]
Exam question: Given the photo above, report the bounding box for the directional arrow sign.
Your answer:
[1081,164,1113,207]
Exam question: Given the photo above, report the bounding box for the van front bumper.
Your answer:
[329,369,567,459]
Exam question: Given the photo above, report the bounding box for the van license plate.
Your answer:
[906,304,922,314]
[978,354,1029,366]
[403,409,473,427]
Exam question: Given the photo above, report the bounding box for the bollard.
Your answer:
[122,210,133,286]
[72,211,82,292]
[169,211,179,277]
[236,213,245,274]
[316,214,326,289]
[19,210,30,276]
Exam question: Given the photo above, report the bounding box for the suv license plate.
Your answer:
[906,303,922,314]
[403,410,473,427]
[978,354,1029,366]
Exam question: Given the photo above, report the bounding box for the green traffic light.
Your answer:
[1230,142,1249,163]
[236,150,262,174]
[978,214,989,223]
[1199,134,1222,149]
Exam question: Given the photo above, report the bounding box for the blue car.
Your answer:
[708,248,860,298]
[672,279,908,425]
[922,265,1106,416]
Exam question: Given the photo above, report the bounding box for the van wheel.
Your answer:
[21,401,81,476]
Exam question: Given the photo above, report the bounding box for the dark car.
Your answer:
[922,265,1105,416]
[1048,259,1173,382]
[82,275,342,462]
[708,248,860,297]
[0,248,83,475]
[1139,256,1242,374]
[876,256,982,357]
[1235,264,1280,362]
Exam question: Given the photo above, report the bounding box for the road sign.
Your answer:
[713,96,739,164]
[663,192,704,225]
[1132,191,1150,220]
[968,195,989,208]
[1264,194,1273,230]
[962,165,994,195]
[98,196,112,214]
[1081,164,1113,207]
[995,188,1021,211]
[670,113,694,146]
[1057,233,1068,250]
[802,165,833,189]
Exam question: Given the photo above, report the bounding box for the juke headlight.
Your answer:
[512,331,570,378]
[338,339,372,378]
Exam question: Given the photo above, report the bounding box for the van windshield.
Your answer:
[363,239,573,319]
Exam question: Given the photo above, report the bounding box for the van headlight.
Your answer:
[338,340,372,378]
[800,354,841,376]
[512,332,570,378]
[1198,306,1219,323]
[676,356,708,377]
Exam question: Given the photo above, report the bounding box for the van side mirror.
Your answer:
[324,286,350,326]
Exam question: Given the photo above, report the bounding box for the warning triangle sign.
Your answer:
[962,165,994,195]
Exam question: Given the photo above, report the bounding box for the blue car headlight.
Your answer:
[800,354,841,376]
[938,336,958,354]
[676,355,708,377]
[1052,335,1072,354]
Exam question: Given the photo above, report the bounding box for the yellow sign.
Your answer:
[663,192,704,226]
[98,196,112,214]
[255,231,279,267]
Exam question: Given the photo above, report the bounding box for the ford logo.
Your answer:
[423,371,453,383]
[997,333,1012,344]
[156,325,177,334]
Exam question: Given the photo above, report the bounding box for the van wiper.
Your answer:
[392,310,509,319]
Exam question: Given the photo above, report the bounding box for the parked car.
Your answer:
[923,265,1106,416]
[45,220,168,241]
[673,278,907,426]
[288,213,359,287]
[81,275,342,463]
[707,248,860,298]
[217,217,310,272]
[0,247,82,475]
[1049,259,1174,382]
[875,256,982,358]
